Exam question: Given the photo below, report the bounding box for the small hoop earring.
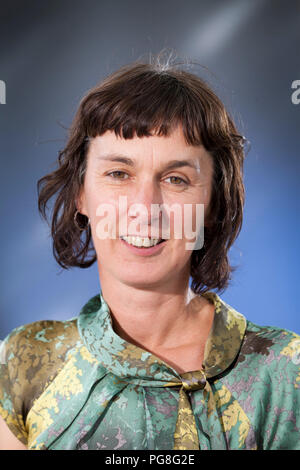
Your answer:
[74,210,90,231]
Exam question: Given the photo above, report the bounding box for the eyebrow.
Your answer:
[96,153,199,171]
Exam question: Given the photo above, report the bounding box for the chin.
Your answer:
[117,272,166,289]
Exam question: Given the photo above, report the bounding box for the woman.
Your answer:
[0,55,299,450]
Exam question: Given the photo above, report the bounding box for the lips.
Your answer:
[120,237,167,255]
[120,235,166,248]
[119,235,165,239]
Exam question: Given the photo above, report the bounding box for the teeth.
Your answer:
[121,236,161,247]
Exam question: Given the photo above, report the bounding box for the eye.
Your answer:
[165,176,188,185]
[106,171,129,180]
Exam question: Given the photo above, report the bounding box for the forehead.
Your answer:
[87,125,212,169]
[90,125,188,149]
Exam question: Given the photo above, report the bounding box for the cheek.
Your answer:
[174,197,206,252]
[83,190,118,243]
[84,182,117,216]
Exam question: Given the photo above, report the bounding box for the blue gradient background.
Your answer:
[0,0,299,339]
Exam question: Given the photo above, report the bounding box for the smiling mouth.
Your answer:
[120,236,166,248]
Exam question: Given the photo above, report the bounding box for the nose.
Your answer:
[128,177,162,233]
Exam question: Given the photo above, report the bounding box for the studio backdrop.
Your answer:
[0,0,299,338]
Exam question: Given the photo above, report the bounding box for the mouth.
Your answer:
[119,236,167,255]
[120,235,166,248]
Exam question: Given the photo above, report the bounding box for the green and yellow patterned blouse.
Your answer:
[0,290,299,450]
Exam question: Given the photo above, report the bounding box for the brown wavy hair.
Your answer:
[37,50,247,295]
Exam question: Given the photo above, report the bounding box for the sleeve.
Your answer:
[0,328,28,445]
[262,331,300,450]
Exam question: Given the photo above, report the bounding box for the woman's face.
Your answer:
[78,124,214,289]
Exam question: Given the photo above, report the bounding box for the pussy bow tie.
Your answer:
[164,369,208,449]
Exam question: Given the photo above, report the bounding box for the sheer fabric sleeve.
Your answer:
[0,318,79,447]
[261,331,300,450]
[0,328,28,445]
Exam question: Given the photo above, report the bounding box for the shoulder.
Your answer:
[236,320,300,386]
[242,320,300,362]
[2,317,79,356]
[1,316,80,376]
[1,318,78,364]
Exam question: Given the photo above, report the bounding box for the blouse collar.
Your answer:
[77,288,247,381]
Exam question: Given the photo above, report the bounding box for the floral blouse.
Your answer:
[0,289,299,450]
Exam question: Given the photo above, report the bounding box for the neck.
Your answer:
[97,271,211,353]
